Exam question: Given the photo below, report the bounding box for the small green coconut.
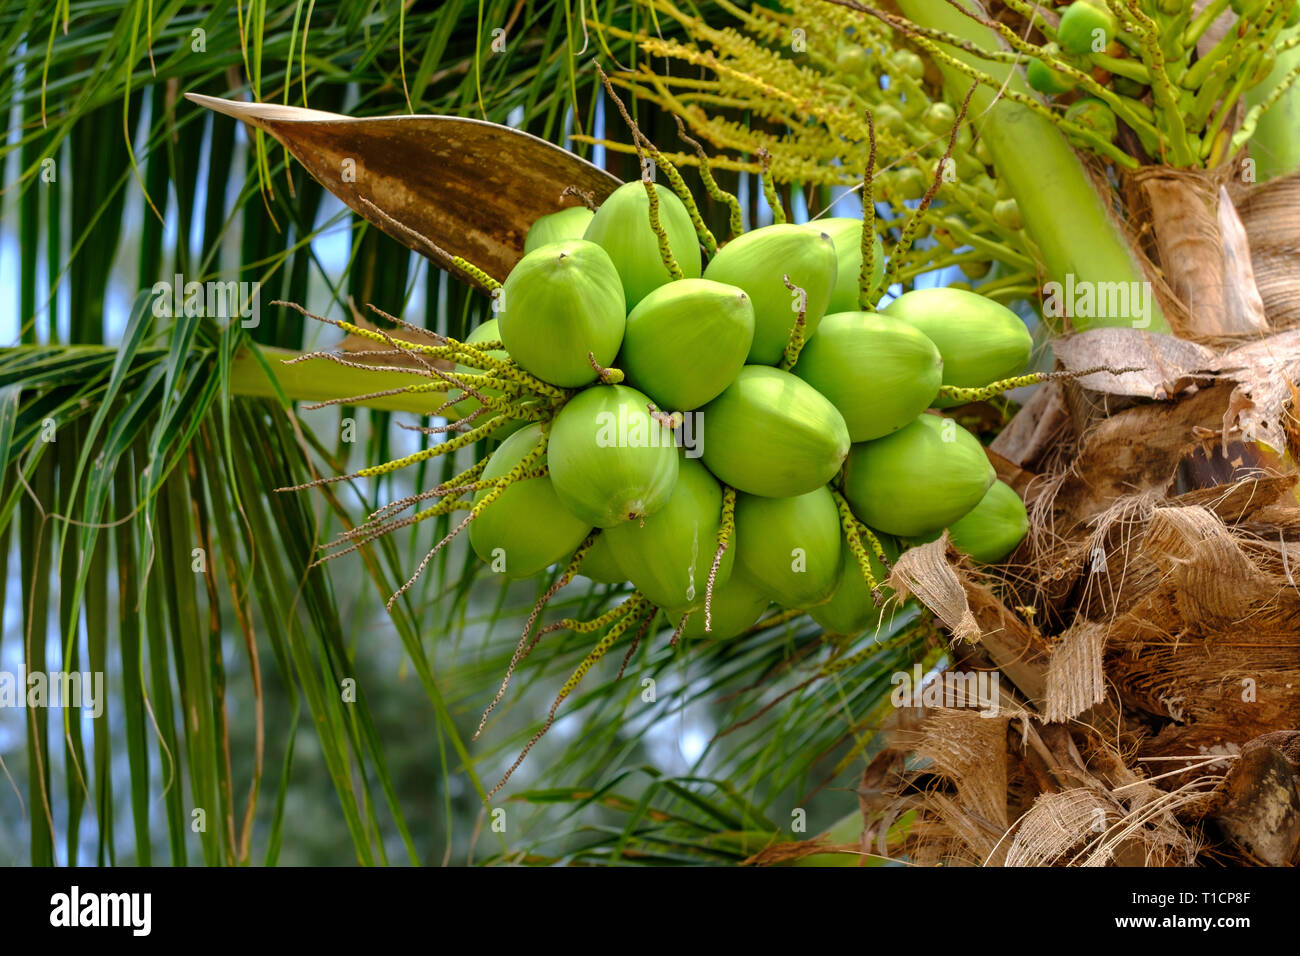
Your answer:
[523,206,595,253]
[703,224,838,365]
[618,278,755,411]
[605,457,734,611]
[882,286,1032,406]
[809,532,898,635]
[548,384,680,528]
[813,218,886,314]
[468,424,593,578]
[947,479,1029,563]
[842,413,996,537]
[792,311,943,442]
[700,366,851,498]
[583,181,703,309]
[734,485,842,609]
[668,569,771,641]
[498,239,626,388]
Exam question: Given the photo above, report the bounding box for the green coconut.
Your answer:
[669,569,771,641]
[1057,1,1116,56]
[702,224,838,365]
[449,319,534,441]
[468,424,593,578]
[842,414,996,537]
[808,532,898,635]
[523,206,595,254]
[814,218,886,313]
[947,479,1029,563]
[498,239,626,388]
[792,311,943,442]
[548,384,680,528]
[700,366,851,498]
[1026,57,1077,95]
[882,286,1032,406]
[605,457,734,611]
[582,181,703,309]
[618,278,755,411]
[734,486,842,609]
[576,532,625,583]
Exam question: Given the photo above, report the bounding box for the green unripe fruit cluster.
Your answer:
[460,195,1034,643]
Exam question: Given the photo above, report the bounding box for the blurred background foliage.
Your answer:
[0,0,939,865]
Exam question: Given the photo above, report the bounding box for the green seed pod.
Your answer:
[1251,48,1277,87]
[523,206,595,254]
[882,287,1033,407]
[956,152,986,180]
[891,166,929,201]
[874,103,906,134]
[449,319,540,441]
[947,478,1029,563]
[1058,1,1117,55]
[843,414,996,537]
[992,197,1023,231]
[889,48,926,79]
[922,101,957,135]
[1229,0,1267,15]
[606,457,734,610]
[549,384,680,528]
[835,44,871,76]
[668,568,770,641]
[499,239,625,387]
[700,366,851,498]
[809,532,898,635]
[1027,57,1077,95]
[1112,75,1148,98]
[959,259,992,280]
[791,311,942,442]
[618,278,755,411]
[583,181,703,309]
[1065,97,1119,144]
[815,218,886,313]
[973,136,993,167]
[469,424,593,577]
[576,532,625,583]
[735,486,842,608]
[702,224,838,365]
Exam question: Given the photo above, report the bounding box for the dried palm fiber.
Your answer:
[1231,172,1300,333]
[1122,161,1269,340]
[850,331,1300,864]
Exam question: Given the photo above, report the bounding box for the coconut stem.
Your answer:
[778,275,810,370]
[559,185,597,210]
[674,113,743,241]
[643,178,685,280]
[859,110,879,311]
[488,592,648,799]
[833,490,884,606]
[450,256,502,292]
[594,62,707,265]
[881,82,976,294]
[704,486,737,634]
[936,364,1145,404]
[475,532,601,740]
[669,609,692,647]
[587,350,625,385]
[755,147,786,224]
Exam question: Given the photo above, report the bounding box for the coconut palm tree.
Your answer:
[3,0,1297,868]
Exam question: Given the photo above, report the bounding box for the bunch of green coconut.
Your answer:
[442,179,1033,642]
